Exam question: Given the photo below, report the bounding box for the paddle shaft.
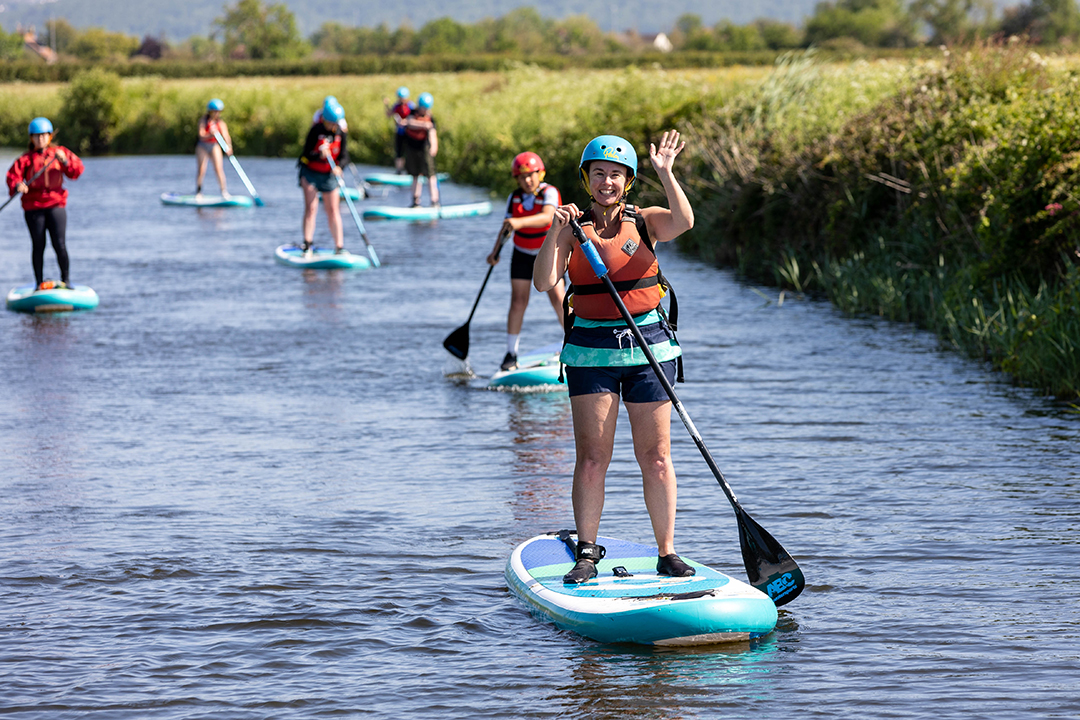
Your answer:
[466,230,510,324]
[1,150,59,214]
[325,151,380,268]
[213,130,264,206]
[566,218,747,511]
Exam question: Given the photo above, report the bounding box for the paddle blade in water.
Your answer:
[443,325,469,360]
[254,197,265,207]
[736,506,805,607]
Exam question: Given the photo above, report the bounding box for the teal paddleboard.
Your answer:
[6,283,99,313]
[507,532,778,646]
[160,193,254,208]
[363,172,449,186]
[321,187,362,201]
[489,342,565,390]
[274,245,371,270]
[362,201,491,221]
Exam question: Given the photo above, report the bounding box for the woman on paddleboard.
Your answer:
[298,97,349,254]
[403,92,440,208]
[487,151,565,371]
[196,99,233,198]
[5,117,84,290]
[534,131,694,584]
[383,86,413,175]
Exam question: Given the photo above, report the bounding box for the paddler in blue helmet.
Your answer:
[533,131,695,584]
[5,117,84,289]
[403,92,440,208]
[195,98,233,198]
[383,86,413,174]
[298,97,349,254]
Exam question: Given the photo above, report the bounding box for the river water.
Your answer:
[1,155,1077,719]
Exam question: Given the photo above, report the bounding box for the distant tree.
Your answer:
[133,34,168,59]
[912,0,994,43]
[60,68,122,155]
[416,17,476,54]
[805,0,919,46]
[311,22,360,55]
[0,28,24,60]
[42,18,77,55]
[67,28,140,61]
[755,18,804,49]
[714,20,767,50]
[999,0,1080,42]
[549,15,608,55]
[214,0,309,60]
[485,7,547,54]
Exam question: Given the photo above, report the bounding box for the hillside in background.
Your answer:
[0,0,819,39]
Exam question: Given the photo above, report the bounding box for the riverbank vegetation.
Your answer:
[0,46,1076,397]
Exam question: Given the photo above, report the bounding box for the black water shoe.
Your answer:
[500,352,518,371]
[563,541,606,584]
[657,554,696,577]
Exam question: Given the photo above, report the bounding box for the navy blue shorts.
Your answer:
[565,360,676,403]
[509,247,537,280]
[298,165,337,193]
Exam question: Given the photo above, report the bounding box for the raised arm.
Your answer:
[639,130,694,244]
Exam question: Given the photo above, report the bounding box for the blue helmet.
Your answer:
[396,86,409,99]
[207,98,224,112]
[579,135,637,197]
[322,97,345,123]
[418,92,433,109]
[28,117,54,135]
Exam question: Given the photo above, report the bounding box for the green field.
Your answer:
[2,51,1077,398]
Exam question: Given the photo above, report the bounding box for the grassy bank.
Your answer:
[675,46,1080,398]
[1,53,1075,397]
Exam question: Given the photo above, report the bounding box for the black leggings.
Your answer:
[25,206,69,285]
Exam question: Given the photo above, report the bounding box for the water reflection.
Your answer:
[507,392,574,532]
[546,634,782,719]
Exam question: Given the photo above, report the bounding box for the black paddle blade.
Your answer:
[736,506,805,607]
[442,324,470,360]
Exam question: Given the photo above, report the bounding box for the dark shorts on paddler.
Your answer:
[299,165,338,193]
[563,315,678,403]
[565,361,676,403]
[404,145,436,178]
[510,247,538,281]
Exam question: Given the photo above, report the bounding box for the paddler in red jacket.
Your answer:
[5,117,84,290]
[196,98,232,198]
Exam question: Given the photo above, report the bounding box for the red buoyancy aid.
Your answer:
[567,205,662,320]
[405,116,433,142]
[392,101,412,120]
[508,183,560,252]
[304,131,342,173]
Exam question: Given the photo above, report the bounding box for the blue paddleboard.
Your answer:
[362,201,491,221]
[160,193,254,208]
[489,342,565,391]
[363,172,449,187]
[274,245,371,270]
[506,532,778,646]
[6,283,99,313]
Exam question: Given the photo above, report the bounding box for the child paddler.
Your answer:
[486,151,565,371]
[5,117,84,290]
[383,86,413,174]
[402,92,440,208]
[298,97,349,254]
[196,99,232,198]
[533,132,695,584]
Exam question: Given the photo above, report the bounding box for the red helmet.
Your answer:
[512,151,545,177]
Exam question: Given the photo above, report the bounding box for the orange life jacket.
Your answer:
[567,205,663,320]
[508,183,560,252]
